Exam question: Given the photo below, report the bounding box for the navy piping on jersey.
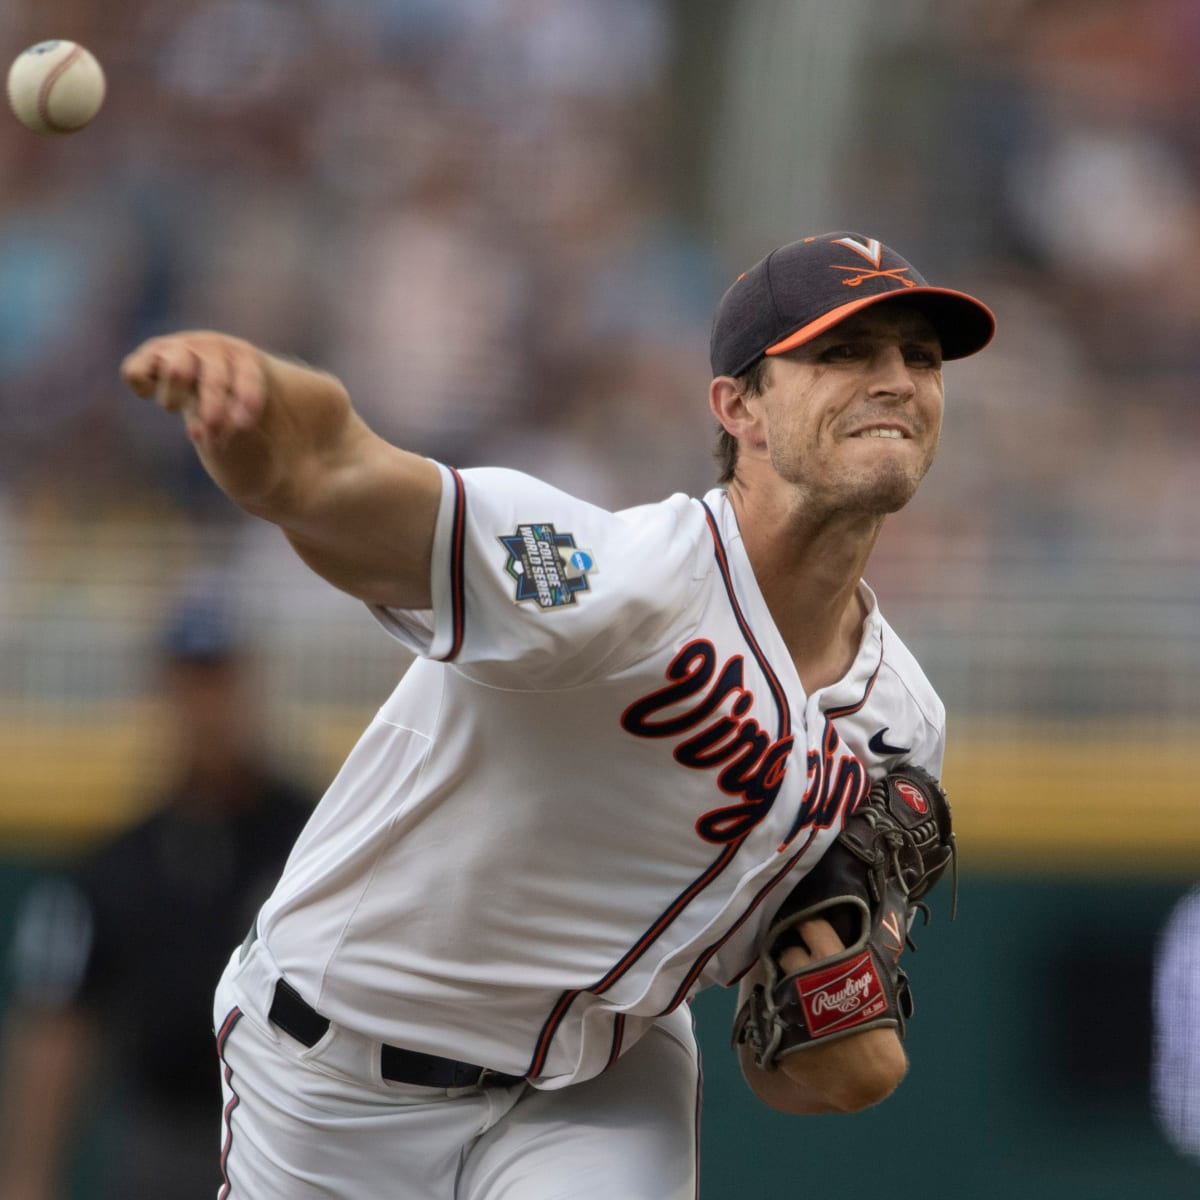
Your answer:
[700,500,791,735]
[216,1007,244,1200]
[772,636,882,854]
[525,839,744,1077]
[823,630,884,721]
[525,500,798,1079]
[697,646,885,987]
[661,827,823,1010]
[604,1013,627,1072]
[438,466,467,663]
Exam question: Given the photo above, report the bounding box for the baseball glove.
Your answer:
[733,764,956,1069]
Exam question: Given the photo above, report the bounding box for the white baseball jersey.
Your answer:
[257,462,945,1090]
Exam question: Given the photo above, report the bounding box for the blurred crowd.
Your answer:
[0,0,718,525]
[853,0,1200,564]
[1,0,1198,717]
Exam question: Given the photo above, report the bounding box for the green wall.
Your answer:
[693,876,1199,1199]
[2,860,1197,1198]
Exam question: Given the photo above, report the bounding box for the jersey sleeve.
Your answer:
[370,462,707,689]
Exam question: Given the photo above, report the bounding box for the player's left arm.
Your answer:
[734,917,908,1114]
[734,765,954,1114]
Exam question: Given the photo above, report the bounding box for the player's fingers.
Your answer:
[778,917,844,972]
[226,343,268,429]
[120,338,170,399]
[119,352,151,398]
[193,344,236,442]
[797,917,845,957]
[152,341,202,415]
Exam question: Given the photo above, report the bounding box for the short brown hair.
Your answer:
[714,357,771,484]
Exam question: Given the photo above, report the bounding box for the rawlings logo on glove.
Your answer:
[801,953,886,1032]
[733,764,956,1068]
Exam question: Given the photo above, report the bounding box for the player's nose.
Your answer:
[864,346,917,401]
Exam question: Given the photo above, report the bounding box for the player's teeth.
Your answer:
[858,428,902,438]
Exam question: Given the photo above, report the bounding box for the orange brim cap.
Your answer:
[710,232,995,377]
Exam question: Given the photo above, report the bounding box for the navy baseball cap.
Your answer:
[710,232,995,378]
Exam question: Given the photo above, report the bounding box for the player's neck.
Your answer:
[726,480,880,692]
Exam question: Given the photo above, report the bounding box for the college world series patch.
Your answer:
[499,524,597,609]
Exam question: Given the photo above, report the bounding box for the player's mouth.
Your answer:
[851,426,908,439]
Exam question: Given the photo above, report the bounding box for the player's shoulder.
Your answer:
[459,465,700,519]
[456,464,715,568]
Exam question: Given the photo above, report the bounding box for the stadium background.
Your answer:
[1,0,1197,1194]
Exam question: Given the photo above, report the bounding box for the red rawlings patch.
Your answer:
[895,780,928,814]
[796,951,887,1037]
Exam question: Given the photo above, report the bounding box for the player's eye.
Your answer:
[819,342,862,361]
[903,345,942,367]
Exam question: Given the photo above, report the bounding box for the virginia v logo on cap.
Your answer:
[709,232,995,379]
[829,236,916,287]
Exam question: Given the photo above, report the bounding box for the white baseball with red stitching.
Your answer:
[7,40,106,136]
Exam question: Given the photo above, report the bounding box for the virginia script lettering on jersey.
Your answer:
[620,639,867,848]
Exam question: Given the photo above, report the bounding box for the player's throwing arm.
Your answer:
[121,330,441,610]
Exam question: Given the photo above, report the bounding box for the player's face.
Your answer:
[756,305,944,516]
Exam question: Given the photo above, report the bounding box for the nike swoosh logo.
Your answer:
[868,727,911,756]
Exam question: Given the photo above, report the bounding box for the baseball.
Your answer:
[7,40,106,136]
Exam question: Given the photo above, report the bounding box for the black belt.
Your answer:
[268,977,524,1090]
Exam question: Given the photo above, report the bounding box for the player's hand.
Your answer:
[775,916,908,1109]
[778,916,841,972]
[121,331,268,450]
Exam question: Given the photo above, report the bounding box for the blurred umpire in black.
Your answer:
[0,594,313,1199]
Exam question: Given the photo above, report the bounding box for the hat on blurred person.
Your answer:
[161,593,241,663]
[710,231,995,379]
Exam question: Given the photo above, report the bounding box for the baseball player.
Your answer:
[121,232,994,1199]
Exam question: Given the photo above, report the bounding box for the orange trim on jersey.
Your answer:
[823,635,883,721]
[663,827,821,1009]
[764,286,995,359]
[526,837,745,1078]
[604,1013,626,1072]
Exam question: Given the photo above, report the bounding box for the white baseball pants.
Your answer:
[213,939,701,1199]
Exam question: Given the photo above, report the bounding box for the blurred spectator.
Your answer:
[0,592,313,1199]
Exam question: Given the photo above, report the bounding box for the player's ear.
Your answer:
[710,375,766,451]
